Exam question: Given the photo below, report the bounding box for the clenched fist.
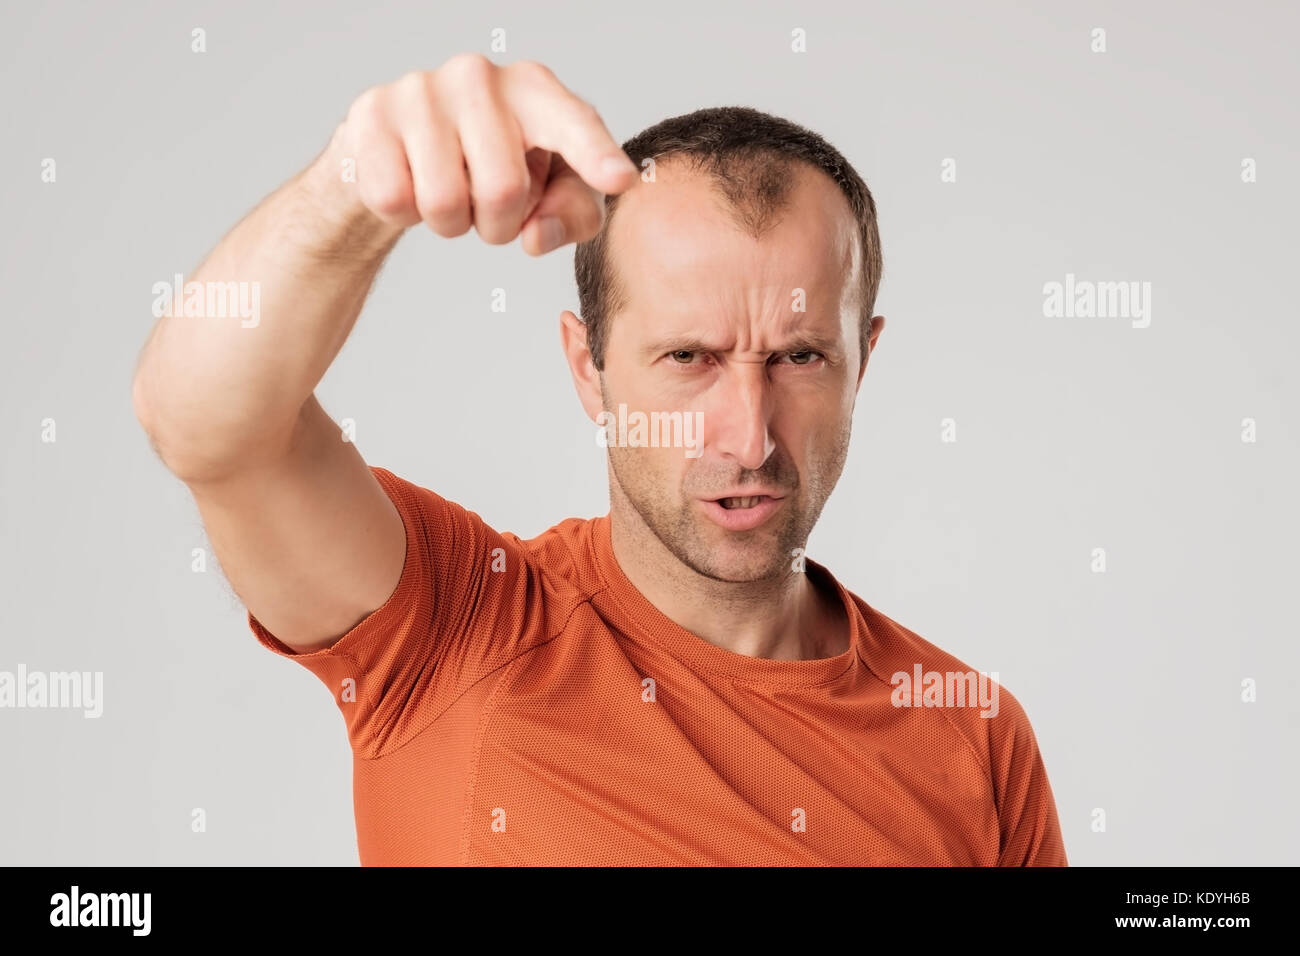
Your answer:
[331,54,641,255]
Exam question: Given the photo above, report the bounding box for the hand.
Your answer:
[335,55,640,254]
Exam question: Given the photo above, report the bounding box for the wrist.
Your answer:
[299,127,408,257]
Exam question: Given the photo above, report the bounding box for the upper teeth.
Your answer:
[722,496,761,509]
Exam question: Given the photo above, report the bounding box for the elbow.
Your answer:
[131,362,160,446]
[132,359,299,485]
[131,361,239,484]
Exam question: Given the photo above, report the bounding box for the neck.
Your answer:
[608,503,849,662]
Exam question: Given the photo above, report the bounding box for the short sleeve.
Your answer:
[248,466,565,759]
[987,688,1068,866]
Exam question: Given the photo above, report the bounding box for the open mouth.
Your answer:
[702,493,786,531]
[718,495,771,510]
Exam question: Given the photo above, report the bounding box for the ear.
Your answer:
[561,310,604,421]
[856,314,886,391]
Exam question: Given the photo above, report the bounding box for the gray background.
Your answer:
[2,0,1296,865]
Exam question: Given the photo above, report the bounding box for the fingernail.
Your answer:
[537,216,566,253]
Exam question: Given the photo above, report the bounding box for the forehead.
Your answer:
[606,157,861,326]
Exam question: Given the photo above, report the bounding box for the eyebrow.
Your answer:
[639,330,845,359]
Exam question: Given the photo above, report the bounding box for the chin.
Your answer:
[687,532,791,583]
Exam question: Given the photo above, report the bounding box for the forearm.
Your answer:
[132,127,405,482]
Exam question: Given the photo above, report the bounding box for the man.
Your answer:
[132,54,1067,865]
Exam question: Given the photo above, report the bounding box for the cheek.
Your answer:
[614,442,691,485]
[776,403,852,481]
[778,400,844,451]
[648,444,693,484]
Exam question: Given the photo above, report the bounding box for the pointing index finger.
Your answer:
[503,63,640,196]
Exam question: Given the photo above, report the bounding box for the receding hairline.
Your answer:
[574,105,883,372]
[594,152,865,349]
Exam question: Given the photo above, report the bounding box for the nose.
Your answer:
[708,363,776,471]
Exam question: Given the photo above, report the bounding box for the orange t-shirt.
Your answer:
[249,467,1068,866]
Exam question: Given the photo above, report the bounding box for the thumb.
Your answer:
[519,154,610,257]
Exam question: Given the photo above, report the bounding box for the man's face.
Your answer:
[593,160,873,584]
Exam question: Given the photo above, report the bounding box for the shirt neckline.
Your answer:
[587,513,863,687]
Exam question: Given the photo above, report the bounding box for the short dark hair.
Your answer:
[574,105,883,371]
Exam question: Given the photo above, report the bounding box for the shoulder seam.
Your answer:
[857,645,998,800]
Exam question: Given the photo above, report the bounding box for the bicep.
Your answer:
[190,395,406,653]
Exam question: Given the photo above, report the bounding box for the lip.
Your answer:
[700,494,786,532]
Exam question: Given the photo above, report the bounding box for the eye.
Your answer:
[783,350,824,365]
[668,349,700,365]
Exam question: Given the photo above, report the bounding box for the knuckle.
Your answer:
[431,218,472,238]
[396,69,430,96]
[347,85,384,123]
[473,175,529,210]
[442,52,494,85]
[360,178,412,218]
[510,59,554,84]
[417,188,467,224]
